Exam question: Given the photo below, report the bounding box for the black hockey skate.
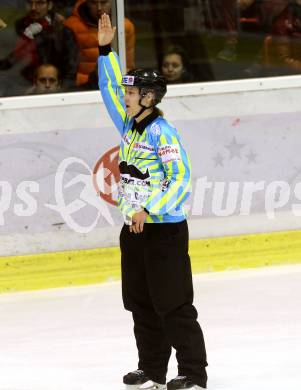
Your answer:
[123,369,149,387]
[123,370,166,389]
[167,376,205,389]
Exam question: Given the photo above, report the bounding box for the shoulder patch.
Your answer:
[150,123,161,136]
[158,144,181,164]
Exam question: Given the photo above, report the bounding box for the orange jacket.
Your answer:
[64,0,135,85]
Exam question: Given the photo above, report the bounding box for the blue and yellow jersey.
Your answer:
[98,49,192,224]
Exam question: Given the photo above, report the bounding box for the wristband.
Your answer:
[99,45,111,56]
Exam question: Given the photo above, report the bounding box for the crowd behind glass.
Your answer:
[0,0,301,97]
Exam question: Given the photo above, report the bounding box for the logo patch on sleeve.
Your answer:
[158,144,181,163]
[150,123,161,136]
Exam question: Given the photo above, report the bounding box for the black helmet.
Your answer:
[122,68,167,105]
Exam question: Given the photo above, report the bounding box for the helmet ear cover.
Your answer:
[139,87,154,102]
[139,87,164,106]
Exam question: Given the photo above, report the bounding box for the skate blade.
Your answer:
[139,381,166,390]
[125,381,167,389]
[125,386,143,390]
[177,387,205,390]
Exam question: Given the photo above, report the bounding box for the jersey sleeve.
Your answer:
[142,122,192,216]
[98,49,127,136]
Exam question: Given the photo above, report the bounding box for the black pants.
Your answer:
[120,220,208,387]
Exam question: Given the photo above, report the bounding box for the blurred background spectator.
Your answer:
[2,0,301,97]
[64,0,135,86]
[125,0,214,82]
[26,62,61,94]
[0,0,78,95]
[206,0,291,78]
[264,0,301,75]
[51,0,77,16]
[160,45,194,84]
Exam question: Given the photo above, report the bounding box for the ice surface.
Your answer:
[0,265,301,390]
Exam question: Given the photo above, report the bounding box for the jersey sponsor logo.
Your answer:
[150,123,161,136]
[134,190,149,203]
[119,161,150,180]
[133,142,155,152]
[120,176,151,187]
[119,176,151,204]
[158,144,181,163]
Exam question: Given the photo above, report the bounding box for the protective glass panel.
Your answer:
[124,0,301,84]
[0,0,118,97]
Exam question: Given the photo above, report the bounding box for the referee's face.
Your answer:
[124,87,155,118]
[123,86,141,117]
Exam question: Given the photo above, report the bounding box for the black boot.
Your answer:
[123,369,149,385]
[167,376,205,389]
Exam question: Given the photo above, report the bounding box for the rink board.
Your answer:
[1,80,301,255]
[1,229,301,293]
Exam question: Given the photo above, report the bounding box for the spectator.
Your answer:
[27,62,61,94]
[64,0,135,85]
[53,0,78,17]
[210,0,240,61]
[210,0,289,62]
[240,0,290,77]
[160,45,193,84]
[257,1,290,32]
[0,0,78,94]
[209,0,259,62]
[266,0,301,74]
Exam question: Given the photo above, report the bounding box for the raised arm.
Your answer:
[98,13,127,136]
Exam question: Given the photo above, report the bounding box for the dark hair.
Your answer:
[33,63,61,82]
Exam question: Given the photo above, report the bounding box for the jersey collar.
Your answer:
[133,110,159,135]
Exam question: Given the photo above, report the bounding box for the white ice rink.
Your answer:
[0,264,301,390]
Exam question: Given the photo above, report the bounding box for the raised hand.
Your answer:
[98,13,116,47]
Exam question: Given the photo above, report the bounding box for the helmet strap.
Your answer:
[133,90,156,119]
[133,101,147,119]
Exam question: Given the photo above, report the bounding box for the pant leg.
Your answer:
[133,310,172,384]
[144,221,208,388]
[120,224,171,383]
[120,224,149,312]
